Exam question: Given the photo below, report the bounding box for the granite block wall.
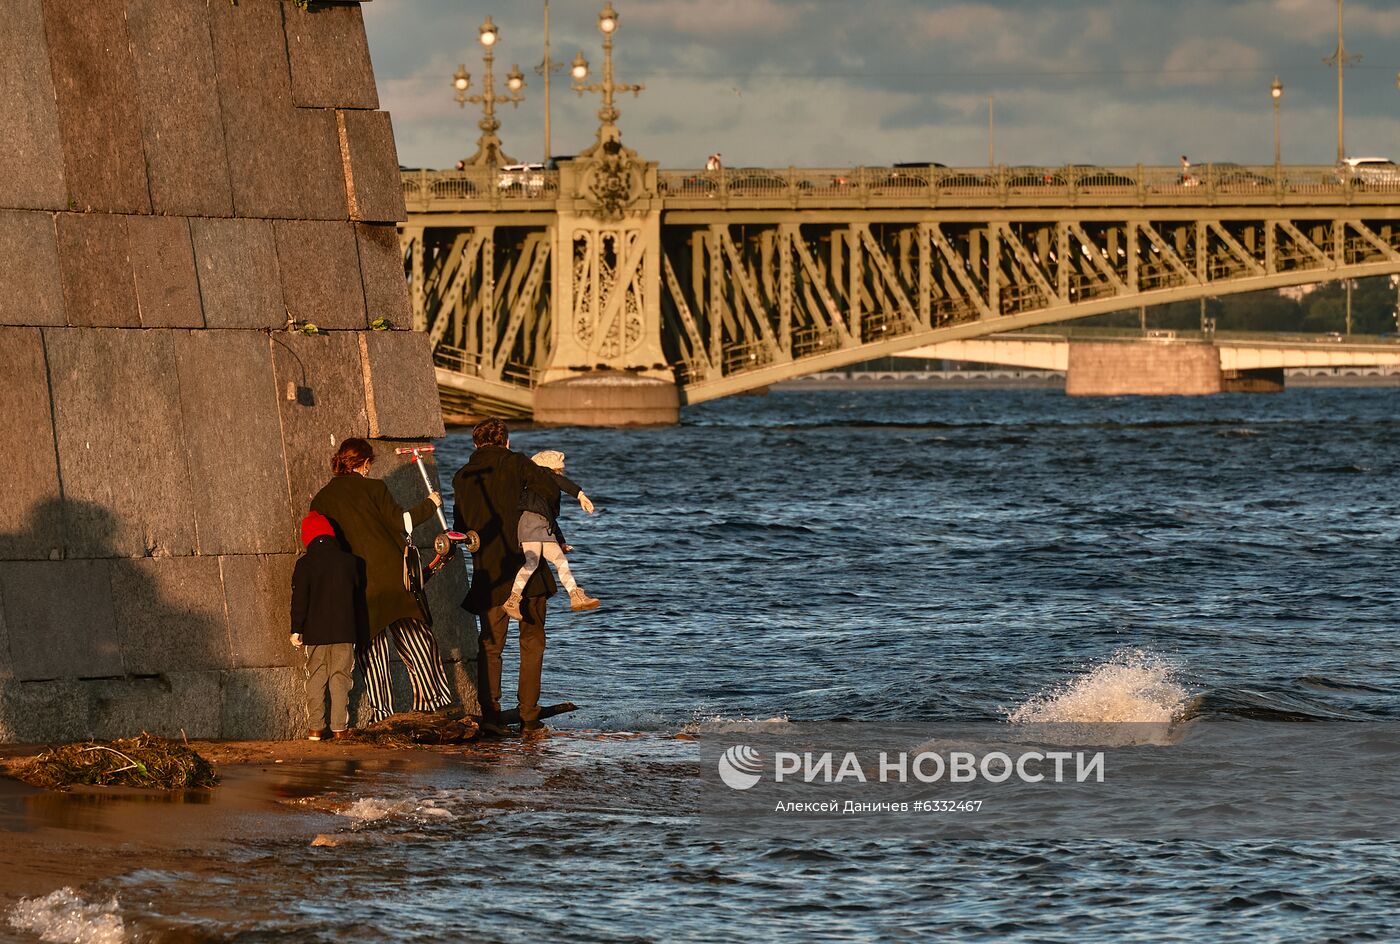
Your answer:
[1065,341,1224,397]
[0,0,473,743]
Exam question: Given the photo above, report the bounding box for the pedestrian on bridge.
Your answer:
[706,152,723,172]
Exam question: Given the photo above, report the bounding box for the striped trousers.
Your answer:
[358,619,455,723]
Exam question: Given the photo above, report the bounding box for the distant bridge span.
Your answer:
[904,332,1400,373]
[401,162,1400,419]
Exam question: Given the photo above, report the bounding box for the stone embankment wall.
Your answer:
[0,0,475,742]
[1065,341,1224,396]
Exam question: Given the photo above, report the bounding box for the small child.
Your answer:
[503,450,600,619]
[290,511,363,740]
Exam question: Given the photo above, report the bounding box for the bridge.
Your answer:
[901,330,1400,395]
[400,160,1400,422]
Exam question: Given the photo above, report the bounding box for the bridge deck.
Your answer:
[404,163,1400,214]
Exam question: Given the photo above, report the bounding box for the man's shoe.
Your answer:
[331,729,354,740]
[307,728,327,741]
[569,588,600,612]
[520,720,548,735]
[502,592,523,620]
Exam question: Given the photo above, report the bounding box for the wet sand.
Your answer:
[0,740,451,901]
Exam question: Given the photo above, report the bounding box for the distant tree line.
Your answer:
[1076,276,1400,335]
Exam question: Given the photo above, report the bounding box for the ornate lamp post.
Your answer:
[570,2,644,157]
[1271,76,1283,169]
[451,16,526,167]
[1323,0,1360,163]
[535,0,569,162]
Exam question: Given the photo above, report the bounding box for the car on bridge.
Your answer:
[1211,163,1274,192]
[498,162,549,195]
[1336,157,1400,189]
[728,170,791,195]
[1069,165,1136,191]
[936,170,994,191]
[1007,168,1067,189]
[871,164,942,194]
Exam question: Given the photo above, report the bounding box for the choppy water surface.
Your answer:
[10,388,1400,942]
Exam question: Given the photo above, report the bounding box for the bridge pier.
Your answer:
[1222,367,1286,394]
[533,371,679,426]
[1065,340,1222,396]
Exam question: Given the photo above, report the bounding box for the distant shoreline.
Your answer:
[774,372,1400,391]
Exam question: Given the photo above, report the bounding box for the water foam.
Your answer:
[7,888,125,944]
[1007,649,1188,724]
[681,710,791,735]
[340,796,454,823]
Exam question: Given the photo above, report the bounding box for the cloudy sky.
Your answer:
[363,0,1400,170]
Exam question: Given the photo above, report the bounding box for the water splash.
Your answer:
[340,797,454,823]
[1007,649,1189,724]
[7,888,125,944]
[682,710,790,734]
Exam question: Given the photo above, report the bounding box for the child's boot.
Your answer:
[569,588,601,612]
[503,591,523,620]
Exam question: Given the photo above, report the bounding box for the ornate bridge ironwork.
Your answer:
[400,162,1400,417]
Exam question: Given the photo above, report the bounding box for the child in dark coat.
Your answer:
[503,450,600,619]
[291,511,363,740]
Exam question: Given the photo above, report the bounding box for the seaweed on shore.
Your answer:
[13,734,218,791]
[340,713,481,748]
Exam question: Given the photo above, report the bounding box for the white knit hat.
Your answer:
[531,450,565,470]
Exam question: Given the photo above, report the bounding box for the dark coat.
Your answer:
[290,535,365,646]
[452,445,557,614]
[310,473,436,635]
[519,470,583,545]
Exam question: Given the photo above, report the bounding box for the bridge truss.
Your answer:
[401,164,1400,415]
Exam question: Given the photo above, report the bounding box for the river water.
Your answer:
[6,387,1399,942]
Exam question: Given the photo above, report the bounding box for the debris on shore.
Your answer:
[342,712,482,748]
[334,702,579,748]
[13,734,218,790]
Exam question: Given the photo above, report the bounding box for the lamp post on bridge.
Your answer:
[451,17,526,167]
[570,2,645,157]
[535,0,570,163]
[1323,0,1360,164]
[1270,76,1283,171]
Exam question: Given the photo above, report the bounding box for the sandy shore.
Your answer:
[0,739,454,901]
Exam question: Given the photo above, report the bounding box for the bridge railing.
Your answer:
[402,168,562,208]
[432,344,539,388]
[404,163,1396,209]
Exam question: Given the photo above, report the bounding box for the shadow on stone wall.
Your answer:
[0,497,303,742]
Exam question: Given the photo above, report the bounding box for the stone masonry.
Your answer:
[1065,340,1224,397]
[0,0,474,742]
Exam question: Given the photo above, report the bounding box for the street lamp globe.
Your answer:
[1271,76,1283,100]
[571,52,589,81]
[479,17,498,47]
[453,65,469,92]
[598,3,618,34]
[506,64,525,93]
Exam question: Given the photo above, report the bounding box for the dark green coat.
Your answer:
[310,473,436,636]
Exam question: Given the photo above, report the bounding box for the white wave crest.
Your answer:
[7,888,125,944]
[339,796,454,823]
[1007,649,1188,724]
[682,710,790,734]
